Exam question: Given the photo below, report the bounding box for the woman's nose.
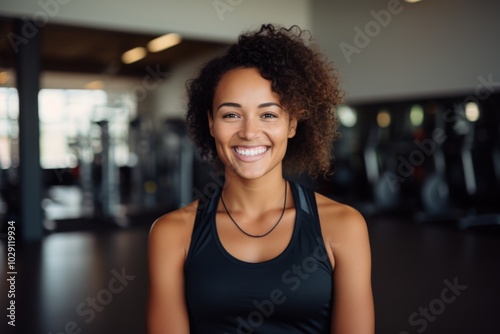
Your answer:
[238,118,260,140]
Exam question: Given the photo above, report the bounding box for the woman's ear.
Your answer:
[288,117,298,138]
[208,111,214,137]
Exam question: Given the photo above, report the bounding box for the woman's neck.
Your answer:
[221,170,288,214]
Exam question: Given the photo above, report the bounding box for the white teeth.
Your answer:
[235,147,268,156]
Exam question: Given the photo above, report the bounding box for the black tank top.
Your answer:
[184,181,333,333]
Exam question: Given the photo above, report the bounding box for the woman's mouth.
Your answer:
[233,146,269,158]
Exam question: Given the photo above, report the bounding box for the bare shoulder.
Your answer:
[314,192,368,244]
[315,196,374,333]
[151,200,198,231]
[148,200,200,255]
[148,201,199,334]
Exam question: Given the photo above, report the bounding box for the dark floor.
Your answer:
[1,215,499,334]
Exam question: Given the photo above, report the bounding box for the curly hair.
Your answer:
[186,24,343,178]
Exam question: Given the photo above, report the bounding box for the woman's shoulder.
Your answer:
[314,191,368,242]
[314,192,365,222]
[149,200,200,243]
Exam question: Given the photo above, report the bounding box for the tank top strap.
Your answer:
[185,187,220,271]
[290,181,323,237]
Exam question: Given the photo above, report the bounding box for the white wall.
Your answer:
[311,0,500,103]
[1,0,312,42]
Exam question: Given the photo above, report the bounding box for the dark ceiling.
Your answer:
[0,17,228,77]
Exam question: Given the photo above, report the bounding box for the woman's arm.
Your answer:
[147,203,197,334]
[317,195,375,334]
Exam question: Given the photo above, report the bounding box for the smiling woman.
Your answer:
[208,67,297,180]
[186,24,343,178]
[147,24,374,334]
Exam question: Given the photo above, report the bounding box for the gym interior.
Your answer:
[1,1,499,333]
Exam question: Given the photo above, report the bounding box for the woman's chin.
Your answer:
[225,163,282,181]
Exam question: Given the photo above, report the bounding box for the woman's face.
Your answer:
[209,67,297,180]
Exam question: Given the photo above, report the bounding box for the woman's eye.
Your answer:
[222,113,239,118]
[261,113,277,118]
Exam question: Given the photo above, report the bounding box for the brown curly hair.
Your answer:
[186,24,343,178]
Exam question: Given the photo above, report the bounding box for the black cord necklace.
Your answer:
[220,181,288,238]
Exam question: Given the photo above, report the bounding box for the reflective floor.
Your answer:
[1,216,499,334]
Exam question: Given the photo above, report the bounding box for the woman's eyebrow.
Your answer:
[216,102,241,110]
[258,102,283,109]
[216,102,283,110]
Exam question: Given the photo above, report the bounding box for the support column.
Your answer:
[15,19,43,241]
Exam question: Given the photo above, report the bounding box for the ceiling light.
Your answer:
[404,0,423,3]
[121,47,147,64]
[147,33,182,53]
